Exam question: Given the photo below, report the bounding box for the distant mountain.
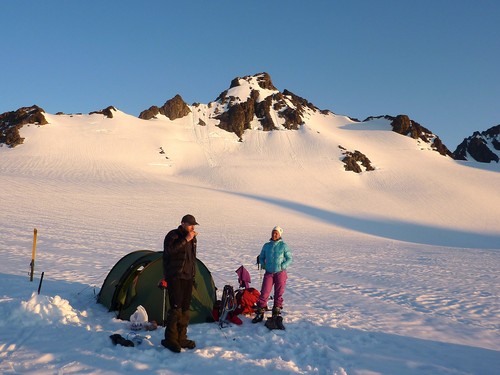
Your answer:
[453,125,500,163]
[138,73,455,162]
[0,73,498,167]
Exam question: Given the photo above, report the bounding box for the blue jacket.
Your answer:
[259,238,292,273]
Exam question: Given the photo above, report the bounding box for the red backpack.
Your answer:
[235,288,260,315]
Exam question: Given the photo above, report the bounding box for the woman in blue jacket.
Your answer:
[252,226,293,323]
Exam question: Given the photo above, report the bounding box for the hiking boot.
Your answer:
[161,339,181,353]
[179,339,196,349]
[252,312,264,323]
[252,307,265,323]
[178,310,196,349]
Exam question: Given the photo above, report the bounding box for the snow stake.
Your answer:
[37,272,45,294]
[30,228,37,282]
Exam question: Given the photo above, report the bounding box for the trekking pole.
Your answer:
[157,279,168,326]
[30,228,37,282]
[256,255,262,284]
[162,288,167,327]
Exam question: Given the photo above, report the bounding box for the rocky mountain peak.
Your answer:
[216,72,279,106]
[254,72,278,91]
[228,72,277,91]
[136,72,320,140]
[453,124,500,163]
[212,72,320,139]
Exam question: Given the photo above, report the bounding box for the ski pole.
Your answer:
[30,228,37,282]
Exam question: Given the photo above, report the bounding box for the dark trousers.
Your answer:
[167,278,193,311]
[164,278,194,346]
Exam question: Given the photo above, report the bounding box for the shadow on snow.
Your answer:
[227,191,500,249]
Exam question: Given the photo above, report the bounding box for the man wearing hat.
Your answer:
[161,214,199,353]
[252,225,293,325]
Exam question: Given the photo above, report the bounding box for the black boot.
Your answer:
[252,307,265,323]
[178,310,196,349]
[272,306,281,317]
[161,308,182,353]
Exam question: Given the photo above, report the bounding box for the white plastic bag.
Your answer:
[130,305,148,330]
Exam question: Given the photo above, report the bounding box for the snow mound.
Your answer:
[15,293,84,326]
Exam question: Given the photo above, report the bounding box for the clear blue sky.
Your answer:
[2,0,499,147]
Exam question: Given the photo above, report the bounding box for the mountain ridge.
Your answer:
[1,87,499,247]
[1,72,498,165]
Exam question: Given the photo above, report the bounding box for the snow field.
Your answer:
[1,107,499,374]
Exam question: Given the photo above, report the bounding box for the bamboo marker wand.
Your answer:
[30,228,37,282]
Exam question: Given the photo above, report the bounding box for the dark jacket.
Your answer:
[163,225,197,281]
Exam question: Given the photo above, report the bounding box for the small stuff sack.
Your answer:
[130,305,148,330]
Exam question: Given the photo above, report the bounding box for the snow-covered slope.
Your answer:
[0,94,499,374]
[4,103,498,247]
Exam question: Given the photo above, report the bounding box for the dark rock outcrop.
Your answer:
[139,94,191,121]
[453,124,500,163]
[255,72,278,91]
[339,146,375,173]
[0,105,48,147]
[364,114,453,157]
[214,73,320,138]
[390,114,453,156]
[89,106,117,118]
[216,94,257,139]
[139,105,160,120]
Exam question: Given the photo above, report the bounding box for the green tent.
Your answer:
[97,250,216,324]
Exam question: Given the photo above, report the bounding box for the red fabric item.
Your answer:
[235,288,260,315]
[212,300,221,321]
[212,308,219,321]
[229,314,243,325]
[212,301,242,325]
